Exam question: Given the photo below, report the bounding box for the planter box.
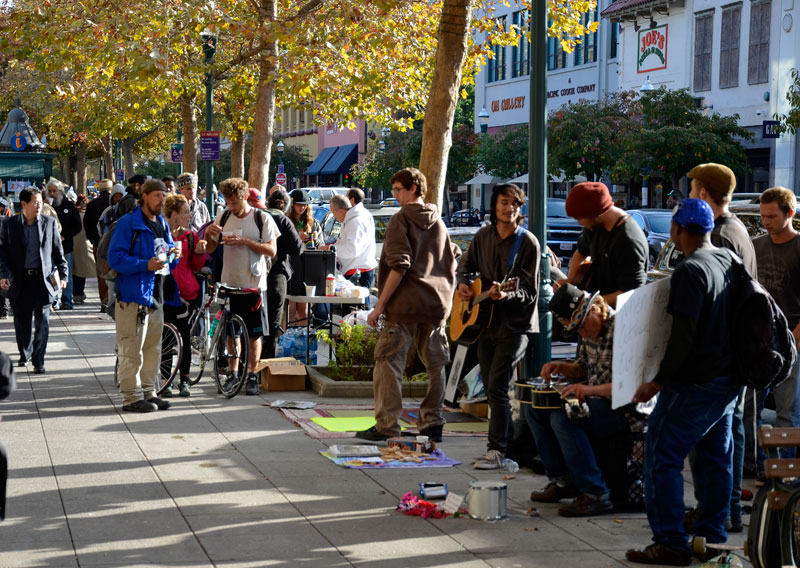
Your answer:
[307,365,430,398]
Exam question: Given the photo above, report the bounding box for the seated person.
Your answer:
[528,283,646,517]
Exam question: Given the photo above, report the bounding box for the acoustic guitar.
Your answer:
[450,277,520,344]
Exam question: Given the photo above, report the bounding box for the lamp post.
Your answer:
[277,139,284,165]
[176,120,183,176]
[200,29,216,214]
[639,75,655,208]
[477,107,490,213]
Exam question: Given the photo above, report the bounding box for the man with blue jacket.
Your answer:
[109,179,180,413]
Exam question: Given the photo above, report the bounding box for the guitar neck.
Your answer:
[470,279,518,307]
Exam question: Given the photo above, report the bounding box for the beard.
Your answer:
[51,194,63,207]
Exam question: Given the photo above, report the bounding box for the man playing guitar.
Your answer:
[456,184,541,470]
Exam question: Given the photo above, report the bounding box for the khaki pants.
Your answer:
[116,301,163,405]
[372,321,449,436]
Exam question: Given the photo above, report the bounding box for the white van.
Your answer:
[299,187,350,204]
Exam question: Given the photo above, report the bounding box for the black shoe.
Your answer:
[245,375,260,395]
[725,519,744,533]
[33,366,46,374]
[100,304,106,314]
[558,493,614,517]
[122,399,158,413]
[146,396,171,410]
[60,304,74,310]
[355,426,391,442]
[17,358,29,367]
[419,425,443,443]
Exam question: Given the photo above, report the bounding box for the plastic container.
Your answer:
[325,274,336,296]
[502,459,519,473]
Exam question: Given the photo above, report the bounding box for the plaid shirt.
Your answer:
[575,310,648,433]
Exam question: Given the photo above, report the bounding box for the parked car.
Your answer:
[299,187,350,204]
[544,198,582,266]
[451,209,481,227]
[312,203,329,226]
[379,198,399,207]
[320,206,402,262]
[627,208,673,267]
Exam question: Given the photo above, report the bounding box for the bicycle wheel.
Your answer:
[213,313,250,399]
[187,309,208,385]
[157,322,182,395]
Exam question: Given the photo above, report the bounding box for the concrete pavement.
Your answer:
[0,284,752,567]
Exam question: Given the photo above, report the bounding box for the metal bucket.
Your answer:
[465,480,507,520]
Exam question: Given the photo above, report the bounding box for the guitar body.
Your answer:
[450,280,494,344]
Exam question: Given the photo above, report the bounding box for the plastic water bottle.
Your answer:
[502,459,519,473]
[208,310,222,338]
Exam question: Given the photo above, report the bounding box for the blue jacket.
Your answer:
[108,206,177,307]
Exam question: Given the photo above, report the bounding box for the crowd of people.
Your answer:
[0,162,796,565]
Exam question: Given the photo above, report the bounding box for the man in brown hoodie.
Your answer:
[357,168,458,443]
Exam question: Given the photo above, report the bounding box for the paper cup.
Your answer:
[305,285,316,296]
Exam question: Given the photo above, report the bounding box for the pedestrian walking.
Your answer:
[176,173,210,232]
[0,187,67,374]
[356,168,458,443]
[72,194,96,304]
[46,179,81,310]
[83,179,112,309]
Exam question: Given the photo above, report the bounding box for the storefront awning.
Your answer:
[319,144,358,176]
[304,146,338,176]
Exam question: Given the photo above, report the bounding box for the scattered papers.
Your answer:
[328,445,381,458]
[442,492,464,514]
[269,400,317,409]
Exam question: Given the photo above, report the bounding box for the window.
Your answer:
[574,9,598,66]
[719,4,742,88]
[487,16,507,83]
[748,0,770,84]
[512,10,530,77]
[693,11,714,92]
[610,21,619,59]
[547,22,568,70]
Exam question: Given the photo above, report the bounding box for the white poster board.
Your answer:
[612,278,672,409]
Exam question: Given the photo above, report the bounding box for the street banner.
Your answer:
[200,131,220,161]
[612,277,672,409]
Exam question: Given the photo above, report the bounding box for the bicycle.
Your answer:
[113,321,183,395]
[185,281,253,398]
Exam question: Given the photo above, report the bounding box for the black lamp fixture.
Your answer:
[478,107,490,134]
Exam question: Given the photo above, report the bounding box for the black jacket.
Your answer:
[83,191,110,246]
[267,208,304,280]
[0,213,67,302]
[53,198,81,255]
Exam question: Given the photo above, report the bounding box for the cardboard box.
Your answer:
[255,357,307,391]
[459,400,489,419]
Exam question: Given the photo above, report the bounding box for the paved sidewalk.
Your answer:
[0,287,751,567]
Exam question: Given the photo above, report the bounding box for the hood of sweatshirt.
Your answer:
[403,202,439,231]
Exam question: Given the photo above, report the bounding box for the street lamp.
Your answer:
[277,139,285,164]
[478,107,490,134]
[378,139,386,153]
[639,75,655,208]
[200,28,217,214]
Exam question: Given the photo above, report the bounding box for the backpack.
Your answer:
[95,222,140,281]
[211,208,270,283]
[727,251,797,390]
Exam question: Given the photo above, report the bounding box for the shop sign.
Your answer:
[638,24,668,73]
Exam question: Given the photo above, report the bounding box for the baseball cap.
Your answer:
[672,198,714,234]
[247,187,266,209]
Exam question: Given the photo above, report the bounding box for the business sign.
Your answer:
[276,172,287,185]
[200,131,220,161]
[170,143,184,163]
[638,24,668,73]
[11,132,27,151]
[763,120,781,139]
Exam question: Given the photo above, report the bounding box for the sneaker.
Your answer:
[355,426,391,442]
[17,358,29,367]
[122,399,158,413]
[74,295,86,304]
[245,374,260,396]
[161,386,174,398]
[419,424,443,443]
[146,396,171,410]
[178,381,191,398]
[626,543,691,566]
[725,519,744,533]
[222,373,241,394]
[683,507,699,533]
[530,481,580,503]
[474,449,504,470]
[558,493,614,517]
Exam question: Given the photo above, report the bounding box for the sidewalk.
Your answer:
[0,284,751,567]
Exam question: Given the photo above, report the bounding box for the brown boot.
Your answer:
[557,493,614,517]
[626,543,692,566]
[529,481,579,503]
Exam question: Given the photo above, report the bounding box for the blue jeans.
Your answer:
[61,252,73,307]
[477,331,528,454]
[772,358,800,458]
[348,269,374,307]
[528,397,628,495]
[645,376,740,551]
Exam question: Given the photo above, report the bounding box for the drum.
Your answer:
[514,377,568,409]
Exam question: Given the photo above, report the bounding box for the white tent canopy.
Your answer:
[507,173,528,184]
[463,173,502,185]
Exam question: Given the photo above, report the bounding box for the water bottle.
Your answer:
[208,310,222,338]
[502,459,519,473]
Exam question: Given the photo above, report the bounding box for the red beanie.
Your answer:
[565,182,614,219]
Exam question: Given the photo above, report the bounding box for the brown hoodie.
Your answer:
[377,202,457,325]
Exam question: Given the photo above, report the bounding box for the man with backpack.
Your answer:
[754,187,800,457]
[204,178,279,396]
[626,199,742,566]
[109,179,180,413]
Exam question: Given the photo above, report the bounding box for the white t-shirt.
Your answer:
[215,208,280,290]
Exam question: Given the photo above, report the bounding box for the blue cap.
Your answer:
[672,198,714,234]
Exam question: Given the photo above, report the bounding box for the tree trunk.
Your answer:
[231,129,246,178]
[123,138,135,179]
[100,134,114,182]
[68,155,77,189]
[180,94,198,174]
[247,0,278,191]
[76,141,87,194]
[418,0,473,209]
